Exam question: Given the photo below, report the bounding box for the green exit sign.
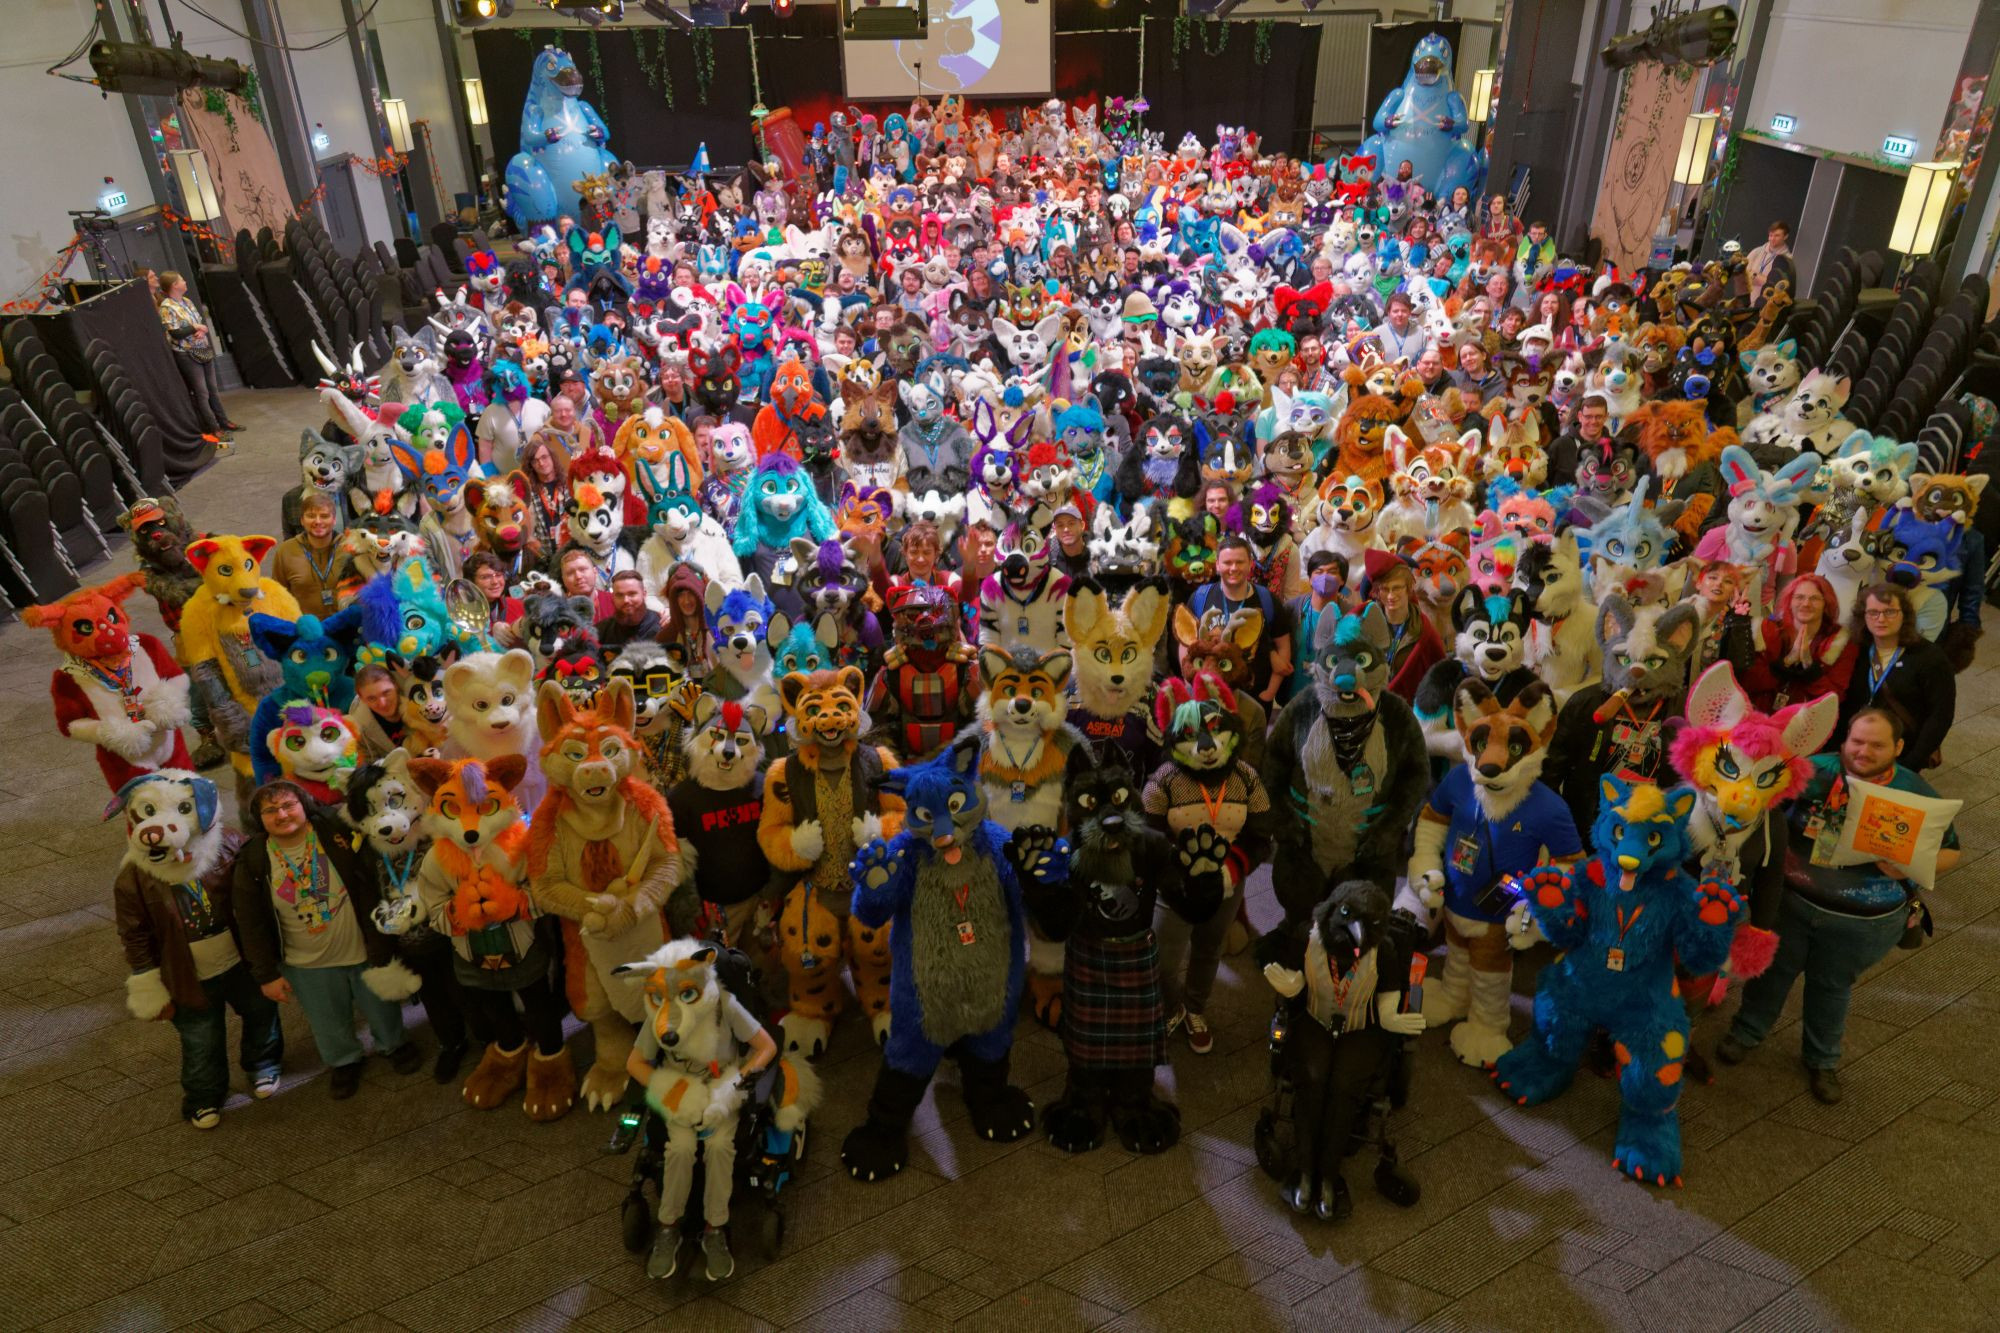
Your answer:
[1884,135,1919,159]
[1770,114,1796,134]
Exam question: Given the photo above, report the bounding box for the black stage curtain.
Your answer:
[1139,18,1322,159]
[28,279,214,485]
[473,28,758,173]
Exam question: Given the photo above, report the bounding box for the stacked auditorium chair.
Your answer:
[76,335,170,497]
[1783,247,1884,370]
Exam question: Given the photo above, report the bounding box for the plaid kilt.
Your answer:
[1061,931,1165,1071]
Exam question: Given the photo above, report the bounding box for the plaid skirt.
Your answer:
[1062,931,1165,1071]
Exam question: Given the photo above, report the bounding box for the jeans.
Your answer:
[173,350,229,434]
[283,961,408,1069]
[1727,890,1907,1070]
[169,961,283,1117]
[1155,896,1233,1016]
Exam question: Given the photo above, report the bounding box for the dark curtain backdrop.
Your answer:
[472,28,758,172]
[1365,20,1463,122]
[1139,19,1322,159]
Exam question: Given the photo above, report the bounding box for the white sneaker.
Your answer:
[252,1070,280,1099]
[1184,1011,1214,1055]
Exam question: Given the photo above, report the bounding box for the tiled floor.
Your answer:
[0,388,1996,1331]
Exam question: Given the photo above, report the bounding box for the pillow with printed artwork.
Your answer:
[1828,778,1963,890]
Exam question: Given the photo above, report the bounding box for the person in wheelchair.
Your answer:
[1256,879,1427,1222]
[614,938,820,1282]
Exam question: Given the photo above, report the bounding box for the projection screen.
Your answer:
[842,0,1053,100]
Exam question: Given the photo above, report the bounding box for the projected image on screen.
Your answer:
[843,0,1052,99]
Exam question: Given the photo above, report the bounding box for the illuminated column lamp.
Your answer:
[169,148,222,222]
[1467,68,1496,127]
[463,78,488,127]
[1673,111,1720,187]
[1890,161,1958,258]
[382,97,415,155]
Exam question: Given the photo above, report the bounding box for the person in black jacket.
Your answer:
[1837,583,1955,770]
[234,781,423,1098]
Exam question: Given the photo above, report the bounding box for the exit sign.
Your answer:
[1770,114,1796,134]
[100,190,128,211]
[1884,135,1919,159]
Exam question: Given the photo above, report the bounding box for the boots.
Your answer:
[190,729,226,771]
[462,1042,529,1109]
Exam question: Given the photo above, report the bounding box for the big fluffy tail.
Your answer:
[770,1054,823,1132]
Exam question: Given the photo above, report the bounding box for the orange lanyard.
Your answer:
[1196,779,1229,827]
[1615,903,1645,943]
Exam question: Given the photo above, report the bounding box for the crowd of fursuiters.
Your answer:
[30,96,1982,1281]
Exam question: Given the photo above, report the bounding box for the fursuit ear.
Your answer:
[1172,602,1201,647]
[406,757,454,797]
[1453,677,1500,729]
[1780,690,1841,756]
[487,753,529,793]
[1064,582,1108,644]
[1666,785,1699,821]
[1685,661,1749,729]
[948,739,981,779]
[1228,610,1265,651]
[1153,675,1193,733]
[742,702,771,736]
[779,669,811,717]
[1510,679,1558,741]
[536,678,573,740]
[1038,651,1072,691]
[600,676,636,734]
[1124,582,1170,649]
[1654,602,1701,655]
[690,693,721,730]
[835,664,866,700]
[1450,581,1484,631]
[978,646,1013,686]
[1596,593,1636,648]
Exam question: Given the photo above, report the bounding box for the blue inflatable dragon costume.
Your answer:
[504,46,619,230]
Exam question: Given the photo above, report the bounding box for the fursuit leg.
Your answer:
[1449,914,1517,1067]
[1611,1015,1690,1187]
[776,884,844,1058]
[845,913,893,1046]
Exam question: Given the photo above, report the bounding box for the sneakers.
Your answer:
[388,1043,425,1077]
[329,1062,364,1100]
[1715,1033,1751,1066]
[1809,1067,1844,1105]
[701,1226,735,1281]
[646,1224,682,1280]
[1183,1010,1213,1056]
[251,1069,280,1099]
[189,1107,221,1130]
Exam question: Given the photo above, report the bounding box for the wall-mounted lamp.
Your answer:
[463,78,488,127]
[382,97,414,154]
[168,147,221,222]
[1890,160,1958,258]
[1467,68,1497,127]
[1672,110,1720,187]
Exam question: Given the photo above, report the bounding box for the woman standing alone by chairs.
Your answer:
[155,270,242,445]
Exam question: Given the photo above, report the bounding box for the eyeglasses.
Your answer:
[1864,608,1902,620]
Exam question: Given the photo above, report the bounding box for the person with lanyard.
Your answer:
[1357,549,1444,704]
[155,270,242,444]
[462,552,526,636]
[596,570,665,657]
[1717,707,1960,1104]
[347,663,410,762]
[1280,552,1349,708]
[114,781,282,1130]
[1742,574,1856,713]
[268,492,343,619]
[519,433,571,563]
[232,781,422,1099]
[1838,582,1954,770]
[1185,538,1294,705]
[1372,292,1429,366]
[1545,392,1609,488]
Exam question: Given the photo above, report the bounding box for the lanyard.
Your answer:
[378,848,421,896]
[1196,778,1230,828]
[301,540,338,593]
[1615,901,1645,943]
[1868,647,1902,697]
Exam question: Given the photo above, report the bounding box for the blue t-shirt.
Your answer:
[1786,756,1958,917]
[1429,766,1583,923]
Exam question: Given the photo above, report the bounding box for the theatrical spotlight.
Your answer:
[772,0,796,15]
[1601,3,1737,69]
[1186,0,1244,16]
[88,39,249,97]
[640,0,695,23]
[457,0,513,23]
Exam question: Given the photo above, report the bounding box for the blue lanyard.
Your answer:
[1868,647,1902,697]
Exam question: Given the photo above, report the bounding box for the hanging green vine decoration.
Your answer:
[203,87,240,150]
[515,27,538,47]
[693,28,715,105]
[1253,19,1274,66]
[587,30,607,105]
[242,67,264,127]
[640,28,676,109]
[1171,15,1192,70]
[1198,18,1229,57]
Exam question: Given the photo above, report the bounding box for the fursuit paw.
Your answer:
[965,1083,1035,1143]
[1176,825,1231,880]
[851,839,907,893]
[1008,825,1069,885]
[1111,1096,1181,1156]
[1449,1021,1514,1069]
[1374,1156,1421,1207]
[523,1047,577,1122]
[581,1060,630,1112]
[790,819,825,864]
[1414,868,1446,912]
[1042,1096,1105,1154]
[1505,901,1543,950]
[850,812,883,849]
[1489,1042,1573,1106]
[779,1012,830,1059]
[841,1118,909,1182]
[870,1009,891,1046]
[1611,1113,1685,1189]
[462,1042,529,1110]
[1693,876,1747,929]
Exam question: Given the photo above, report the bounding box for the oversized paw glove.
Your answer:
[1694,877,1747,929]
[851,839,906,894]
[790,819,825,864]
[850,813,883,848]
[1262,961,1305,998]
[586,893,638,936]
[1008,826,1069,885]
[1177,826,1232,879]
[1505,900,1543,951]
[1413,868,1446,911]
[1376,994,1427,1036]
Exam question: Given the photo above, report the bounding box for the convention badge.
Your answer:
[958,920,978,945]
[1018,615,1031,636]
[1611,721,1635,747]
[1449,833,1481,875]
[1011,780,1028,802]
[1801,807,1826,841]
[1350,763,1376,797]
[1604,947,1625,972]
